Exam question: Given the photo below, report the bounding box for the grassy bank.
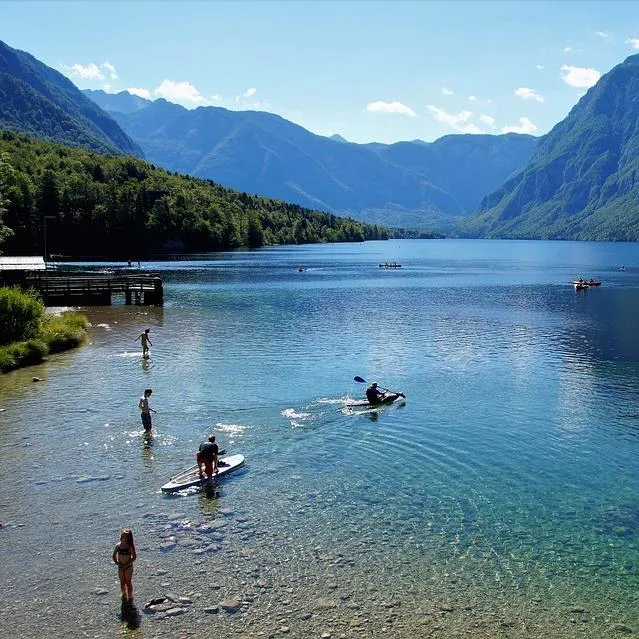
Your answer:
[0,286,88,373]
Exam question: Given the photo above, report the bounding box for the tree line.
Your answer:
[0,131,389,258]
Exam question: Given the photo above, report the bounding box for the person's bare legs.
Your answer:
[121,566,134,601]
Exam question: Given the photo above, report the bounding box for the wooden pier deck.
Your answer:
[25,271,164,306]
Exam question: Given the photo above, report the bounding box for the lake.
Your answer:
[0,239,638,638]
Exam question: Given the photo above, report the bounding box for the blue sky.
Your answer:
[3,0,639,144]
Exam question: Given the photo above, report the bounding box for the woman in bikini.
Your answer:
[112,529,137,601]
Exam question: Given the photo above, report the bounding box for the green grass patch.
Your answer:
[40,312,88,354]
[0,287,89,372]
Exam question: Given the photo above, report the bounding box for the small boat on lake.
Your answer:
[572,279,601,288]
[379,262,402,268]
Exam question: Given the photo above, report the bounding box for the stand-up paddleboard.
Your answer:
[345,393,405,409]
[161,453,245,493]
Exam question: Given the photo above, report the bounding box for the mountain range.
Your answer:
[3,36,639,240]
[84,89,536,231]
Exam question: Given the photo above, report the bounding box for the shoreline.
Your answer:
[2,504,635,639]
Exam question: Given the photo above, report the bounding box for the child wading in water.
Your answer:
[112,529,137,601]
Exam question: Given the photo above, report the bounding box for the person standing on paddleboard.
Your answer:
[138,388,155,432]
[196,434,218,479]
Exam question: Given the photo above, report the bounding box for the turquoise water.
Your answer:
[1,239,638,638]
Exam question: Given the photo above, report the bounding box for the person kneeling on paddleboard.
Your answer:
[196,435,218,479]
[366,382,384,405]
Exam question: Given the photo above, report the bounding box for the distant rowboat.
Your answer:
[379,262,402,268]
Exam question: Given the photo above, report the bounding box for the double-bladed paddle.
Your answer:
[353,376,405,398]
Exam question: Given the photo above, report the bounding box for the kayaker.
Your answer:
[366,382,384,405]
[196,434,219,479]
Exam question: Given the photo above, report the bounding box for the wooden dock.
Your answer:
[24,271,164,306]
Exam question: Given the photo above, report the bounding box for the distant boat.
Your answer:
[572,279,601,287]
[379,262,402,268]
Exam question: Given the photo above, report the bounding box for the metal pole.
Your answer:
[43,216,54,269]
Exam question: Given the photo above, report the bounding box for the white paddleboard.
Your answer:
[161,454,245,493]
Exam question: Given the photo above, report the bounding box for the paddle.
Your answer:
[353,376,405,398]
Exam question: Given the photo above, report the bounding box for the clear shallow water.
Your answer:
[1,239,638,638]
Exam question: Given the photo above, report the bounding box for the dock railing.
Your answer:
[24,271,164,306]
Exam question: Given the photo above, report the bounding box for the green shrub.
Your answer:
[0,287,45,346]
[0,303,88,373]
[0,346,17,372]
[40,312,88,353]
[0,338,48,372]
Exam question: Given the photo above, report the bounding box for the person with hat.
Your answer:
[365,382,384,405]
[196,434,219,479]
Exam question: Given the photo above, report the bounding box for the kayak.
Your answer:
[346,392,405,408]
[161,454,245,493]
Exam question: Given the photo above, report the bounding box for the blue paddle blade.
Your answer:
[354,376,367,383]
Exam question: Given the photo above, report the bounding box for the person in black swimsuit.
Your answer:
[112,529,137,601]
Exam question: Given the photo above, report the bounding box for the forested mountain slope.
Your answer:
[0,131,387,258]
[458,53,639,240]
[0,41,142,157]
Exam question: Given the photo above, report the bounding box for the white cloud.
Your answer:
[210,94,222,104]
[102,62,118,80]
[564,46,573,53]
[479,114,495,126]
[468,95,477,102]
[366,100,417,117]
[244,87,256,98]
[560,64,601,88]
[536,64,544,70]
[154,79,207,105]
[515,87,544,102]
[127,87,151,99]
[69,63,103,80]
[441,87,454,95]
[64,62,119,82]
[426,105,483,133]
[596,30,611,38]
[502,117,538,134]
[626,37,639,49]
